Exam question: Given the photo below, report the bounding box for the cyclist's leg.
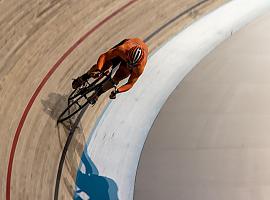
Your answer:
[110,56,123,70]
[88,58,128,104]
[103,63,130,92]
[96,63,130,97]
[88,63,130,104]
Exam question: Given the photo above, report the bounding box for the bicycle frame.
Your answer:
[57,70,115,123]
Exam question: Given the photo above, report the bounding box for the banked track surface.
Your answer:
[0,0,227,199]
[135,1,270,199]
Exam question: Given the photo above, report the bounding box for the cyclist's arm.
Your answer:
[97,47,123,71]
[117,68,143,93]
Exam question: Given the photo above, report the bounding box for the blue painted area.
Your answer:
[74,149,119,200]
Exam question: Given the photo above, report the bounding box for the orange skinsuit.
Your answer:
[89,38,149,94]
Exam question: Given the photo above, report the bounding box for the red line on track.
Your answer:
[6,1,138,199]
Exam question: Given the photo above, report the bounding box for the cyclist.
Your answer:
[72,38,149,103]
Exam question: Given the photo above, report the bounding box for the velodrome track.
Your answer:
[2,0,270,199]
[0,0,228,199]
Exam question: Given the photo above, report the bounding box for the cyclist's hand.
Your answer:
[72,77,84,89]
[90,70,102,79]
[109,90,118,99]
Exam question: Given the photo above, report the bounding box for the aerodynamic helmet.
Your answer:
[127,46,143,66]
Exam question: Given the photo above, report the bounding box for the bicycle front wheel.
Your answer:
[57,89,96,123]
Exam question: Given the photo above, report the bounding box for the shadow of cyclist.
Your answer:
[74,150,119,200]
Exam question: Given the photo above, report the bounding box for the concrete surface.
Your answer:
[135,4,270,200]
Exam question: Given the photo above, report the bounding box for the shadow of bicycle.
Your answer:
[41,92,69,120]
[74,149,119,200]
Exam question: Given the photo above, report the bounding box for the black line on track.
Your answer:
[54,105,89,200]
[144,0,211,42]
